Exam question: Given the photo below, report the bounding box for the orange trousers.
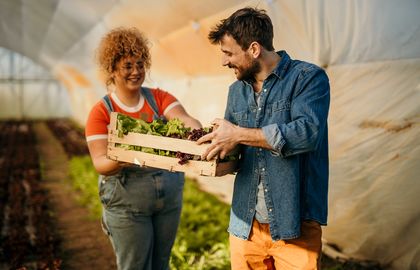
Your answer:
[230,219,322,270]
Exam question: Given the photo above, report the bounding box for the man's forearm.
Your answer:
[237,126,274,150]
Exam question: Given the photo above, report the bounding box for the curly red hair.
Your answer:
[96,27,151,86]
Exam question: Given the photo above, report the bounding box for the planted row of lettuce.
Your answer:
[0,121,61,269]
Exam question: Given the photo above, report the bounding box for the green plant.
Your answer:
[68,156,101,219]
[170,179,231,269]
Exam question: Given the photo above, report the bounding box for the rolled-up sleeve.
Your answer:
[262,124,286,156]
[261,68,329,158]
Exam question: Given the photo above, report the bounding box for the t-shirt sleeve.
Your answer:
[152,88,181,115]
[85,101,110,142]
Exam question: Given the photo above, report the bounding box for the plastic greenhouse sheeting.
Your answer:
[0,0,419,269]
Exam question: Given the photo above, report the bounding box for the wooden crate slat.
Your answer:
[214,160,239,176]
[107,112,238,176]
[108,131,208,156]
[108,146,217,176]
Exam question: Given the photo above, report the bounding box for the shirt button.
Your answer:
[258,108,262,111]
[101,180,106,184]
[269,208,273,212]
[261,168,265,171]
[264,189,268,192]
[263,89,267,92]
[249,209,253,213]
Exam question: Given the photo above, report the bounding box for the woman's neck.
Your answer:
[114,89,140,107]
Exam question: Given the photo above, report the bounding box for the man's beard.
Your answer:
[234,58,261,83]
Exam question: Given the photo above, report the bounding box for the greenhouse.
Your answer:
[0,0,419,269]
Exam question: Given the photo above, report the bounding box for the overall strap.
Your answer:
[102,88,163,121]
[102,94,114,114]
[141,87,163,120]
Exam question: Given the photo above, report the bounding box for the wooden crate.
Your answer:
[107,112,238,176]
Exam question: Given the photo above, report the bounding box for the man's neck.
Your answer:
[253,51,281,92]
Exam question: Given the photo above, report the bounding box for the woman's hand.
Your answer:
[164,104,202,129]
[118,161,132,168]
[88,139,123,175]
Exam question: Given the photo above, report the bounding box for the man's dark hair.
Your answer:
[208,7,274,51]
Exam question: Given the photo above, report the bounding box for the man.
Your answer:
[197,7,330,270]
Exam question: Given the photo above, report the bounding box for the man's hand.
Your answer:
[197,118,239,160]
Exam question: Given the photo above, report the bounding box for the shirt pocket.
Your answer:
[231,110,249,127]
[268,99,291,122]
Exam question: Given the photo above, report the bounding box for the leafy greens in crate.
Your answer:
[115,114,222,164]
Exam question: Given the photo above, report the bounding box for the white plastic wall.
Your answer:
[0,0,419,268]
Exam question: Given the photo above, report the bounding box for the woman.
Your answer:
[85,27,201,270]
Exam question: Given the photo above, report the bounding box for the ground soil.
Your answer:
[33,122,117,270]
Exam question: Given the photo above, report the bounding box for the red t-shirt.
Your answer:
[85,88,180,142]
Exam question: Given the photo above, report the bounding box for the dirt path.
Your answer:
[33,122,117,270]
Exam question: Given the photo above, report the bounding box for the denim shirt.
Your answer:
[225,51,330,240]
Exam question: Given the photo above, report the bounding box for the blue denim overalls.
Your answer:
[99,87,184,270]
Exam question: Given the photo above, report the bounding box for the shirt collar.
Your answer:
[271,50,291,80]
[242,50,291,86]
[111,92,144,112]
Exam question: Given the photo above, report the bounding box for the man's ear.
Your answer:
[249,42,261,59]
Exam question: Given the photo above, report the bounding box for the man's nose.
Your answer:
[221,56,229,67]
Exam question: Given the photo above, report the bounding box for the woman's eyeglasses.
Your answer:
[119,62,145,74]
